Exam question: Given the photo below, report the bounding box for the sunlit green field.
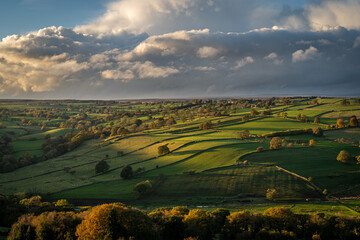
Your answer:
[1,98,360,211]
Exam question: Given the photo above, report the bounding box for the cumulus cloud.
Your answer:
[264,52,283,65]
[75,0,195,35]
[306,0,360,31]
[232,57,254,69]
[292,46,319,63]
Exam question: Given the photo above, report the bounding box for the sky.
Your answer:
[0,0,359,99]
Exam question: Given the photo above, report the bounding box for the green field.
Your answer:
[1,98,360,212]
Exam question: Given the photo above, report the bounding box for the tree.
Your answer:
[309,139,317,146]
[158,144,170,156]
[199,121,212,130]
[7,223,36,240]
[120,164,134,179]
[270,137,282,150]
[95,160,110,174]
[225,211,251,235]
[340,99,350,106]
[263,207,295,233]
[76,203,156,240]
[349,116,359,127]
[337,119,345,128]
[337,150,353,164]
[250,109,259,116]
[183,209,215,240]
[312,99,319,105]
[314,117,320,124]
[237,130,250,140]
[312,127,323,137]
[133,180,152,196]
[266,188,278,201]
[242,115,250,122]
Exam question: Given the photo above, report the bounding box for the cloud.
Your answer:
[232,56,254,69]
[75,0,195,35]
[197,46,219,58]
[1,0,360,98]
[264,52,283,65]
[292,46,319,63]
[306,0,360,31]
[354,36,360,48]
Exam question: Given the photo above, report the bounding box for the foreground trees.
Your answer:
[76,204,155,240]
[8,204,360,240]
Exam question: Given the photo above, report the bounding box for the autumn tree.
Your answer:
[270,137,282,150]
[312,127,323,137]
[263,207,295,233]
[266,188,278,201]
[225,210,251,235]
[337,150,353,164]
[199,121,212,130]
[250,109,259,117]
[76,203,156,240]
[349,116,359,127]
[238,130,250,140]
[309,139,317,146]
[314,117,320,124]
[120,164,134,179]
[183,209,215,240]
[242,115,250,122]
[337,119,345,128]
